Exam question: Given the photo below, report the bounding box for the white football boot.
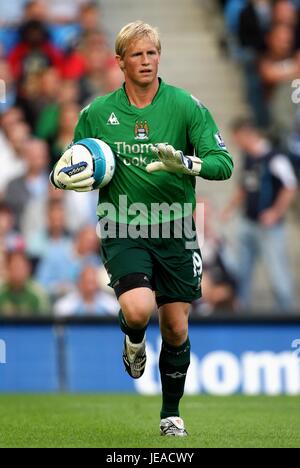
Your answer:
[122,335,146,379]
[160,417,188,437]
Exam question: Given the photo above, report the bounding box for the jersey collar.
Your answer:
[120,77,165,109]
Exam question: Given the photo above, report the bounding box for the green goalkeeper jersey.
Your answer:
[74,79,233,224]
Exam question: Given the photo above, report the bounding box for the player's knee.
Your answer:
[162,323,188,346]
[123,306,150,329]
[121,296,155,329]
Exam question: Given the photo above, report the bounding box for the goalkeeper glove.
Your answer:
[50,148,95,192]
[146,144,202,176]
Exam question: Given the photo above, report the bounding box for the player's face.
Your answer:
[118,37,160,87]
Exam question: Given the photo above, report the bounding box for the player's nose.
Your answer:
[141,52,150,64]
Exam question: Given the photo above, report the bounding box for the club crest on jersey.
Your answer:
[135,121,149,140]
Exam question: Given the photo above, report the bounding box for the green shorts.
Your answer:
[100,218,202,306]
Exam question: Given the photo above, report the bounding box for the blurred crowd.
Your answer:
[193,0,300,315]
[219,0,300,145]
[1,0,299,318]
[0,0,122,317]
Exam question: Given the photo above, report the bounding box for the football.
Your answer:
[70,138,116,189]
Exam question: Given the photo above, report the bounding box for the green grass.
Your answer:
[0,395,300,448]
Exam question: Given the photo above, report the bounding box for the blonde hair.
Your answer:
[115,20,161,58]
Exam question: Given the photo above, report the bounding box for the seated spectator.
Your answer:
[224,0,246,36]
[0,203,25,252]
[104,65,124,93]
[64,190,99,235]
[0,105,24,133]
[236,0,272,127]
[36,224,100,299]
[35,78,80,152]
[0,250,50,316]
[24,196,71,267]
[80,2,101,34]
[54,265,119,316]
[238,0,271,53]
[0,203,25,284]
[51,102,81,166]
[260,23,300,87]
[5,120,31,155]
[259,23,300,135]
[4,138,49,230]
[272,0,300,48]
[8,20,63,82]
[48,2,101,54]
[0,59,17,113]
[23,0,48,23]
[79,38,120,103]
[0,112,29,195]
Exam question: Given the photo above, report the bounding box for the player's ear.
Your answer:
[116,55,125,72]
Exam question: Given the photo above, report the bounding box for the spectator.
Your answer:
[224,0,246,35]
[5,120,31,155]
[0,59,17,112]
[0,105,24,133]
[0,250,50,316]
[238,0,272,53]
[259,23,300,136]
[35,78,80,153]
[0,110,29,195]
[49,1,101,52]
[236,0,273,127]
[222,118,298,310]
[78,31,117,103]
[51,102,81,165]
[54,265,119,316]
[0,203,24,253]
[0,203,25,284]
[272,0,300,48]
[36,224,100,298]
[24,196,71,266]
[80,2,101,34]
[8,20,63,82]
[23,0,48,23]
[5,138,49,229]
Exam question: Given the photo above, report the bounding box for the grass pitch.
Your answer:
[0,394,300,448]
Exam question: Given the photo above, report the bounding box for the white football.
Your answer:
[70,138,116,189]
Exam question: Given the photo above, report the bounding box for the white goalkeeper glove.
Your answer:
[146,144,202,176]
[50,148,95,192]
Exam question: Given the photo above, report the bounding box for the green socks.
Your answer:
[119,309,190,418]
[159,338,191,419]
[118,310,146,344]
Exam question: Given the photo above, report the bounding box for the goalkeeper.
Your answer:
[51,21,233,436]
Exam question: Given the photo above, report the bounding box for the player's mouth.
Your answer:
[140,69,152,74]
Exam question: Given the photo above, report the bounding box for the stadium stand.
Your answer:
[0,0,299,315]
